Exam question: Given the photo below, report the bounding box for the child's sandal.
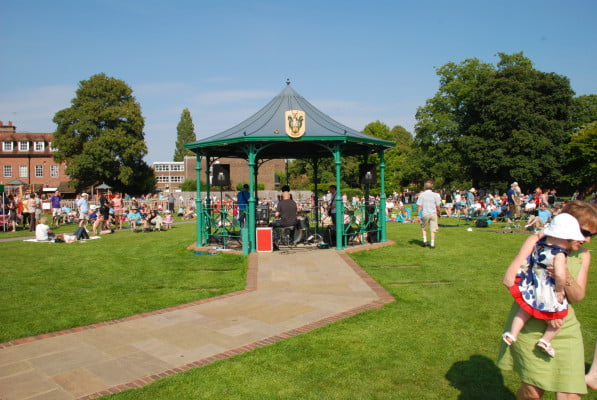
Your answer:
[536,339,555,357]
[502,332,517,346]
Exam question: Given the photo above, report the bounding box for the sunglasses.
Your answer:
[581,229,596,238]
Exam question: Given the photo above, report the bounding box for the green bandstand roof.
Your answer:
[185,81,395,159]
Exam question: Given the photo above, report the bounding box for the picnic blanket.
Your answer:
[23,236,101,242]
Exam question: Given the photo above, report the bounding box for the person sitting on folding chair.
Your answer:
[272,191,297,248]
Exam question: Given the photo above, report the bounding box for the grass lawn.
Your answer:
[1,219,595,399]
[0,221,246,342]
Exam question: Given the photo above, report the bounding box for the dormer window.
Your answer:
[34,141,45,151]
[2,141,13,151]
[19,141,29,151]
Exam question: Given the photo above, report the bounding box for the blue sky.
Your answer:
[1,0,595,163]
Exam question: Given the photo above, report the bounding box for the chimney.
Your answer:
[0,120,16,132]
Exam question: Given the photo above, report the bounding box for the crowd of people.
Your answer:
[383,184,570,225]
[73,191,176,234]
[0,189,184,236]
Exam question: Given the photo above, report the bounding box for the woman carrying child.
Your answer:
[502,213,585,357]
[498,201,597,399]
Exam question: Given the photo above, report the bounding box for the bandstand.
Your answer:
[184,81,395,254]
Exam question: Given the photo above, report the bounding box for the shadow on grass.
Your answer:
[445,355,515,400]
[407,239,426,247]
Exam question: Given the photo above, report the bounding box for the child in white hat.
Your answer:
[502,213,586,357]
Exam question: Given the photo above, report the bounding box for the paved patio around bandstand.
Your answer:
[0,242,394,400]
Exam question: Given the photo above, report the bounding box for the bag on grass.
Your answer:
[475,219,488,228]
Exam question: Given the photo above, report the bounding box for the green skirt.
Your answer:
[497,302,587,394]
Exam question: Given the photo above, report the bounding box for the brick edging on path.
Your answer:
[2,241,395,400]
[73,242,397,399]
[74,243,396,399]
[338,239,396,306]
[0,252,259,350]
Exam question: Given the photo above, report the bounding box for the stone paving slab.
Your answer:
[0,243,394,400]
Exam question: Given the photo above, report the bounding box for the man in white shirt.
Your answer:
[416,179,441,249]
[35,217,55,241]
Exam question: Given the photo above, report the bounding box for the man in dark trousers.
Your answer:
[273,191,297,248]
[237,184,250,228]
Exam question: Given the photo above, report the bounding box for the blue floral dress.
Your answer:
[509,238,568,320]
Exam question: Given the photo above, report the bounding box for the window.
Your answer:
[19,166,28,178]
[50,165,59,177]
[34,141,45,151]
[156,176,169,183]
[170,176,184,183]
[49,142,58,152]
[35,165,43,177]
[19,141,29,151]
[2,141,13,151]
[3,165,12,178]
[171,164,184,171]
[154,164,170,172]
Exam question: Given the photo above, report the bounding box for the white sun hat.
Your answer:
[543,213,585,241]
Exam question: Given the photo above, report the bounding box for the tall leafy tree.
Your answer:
[386,125,414,189]
[564,121,597,191]
[362,121,393,188]
[570,94,597,129]
[52,73,155,193]
[173,108,196,161]
[415,52,574,189]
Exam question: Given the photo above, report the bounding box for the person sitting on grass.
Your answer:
[183,205,196,220]
[395,206,411,222]
[143,209,163,231]
[127,208,142,229]
[35,217,55,241]
[525,203,552,230]
[502,213,586,357]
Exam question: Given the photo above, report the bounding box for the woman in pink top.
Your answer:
[111,192,124,229]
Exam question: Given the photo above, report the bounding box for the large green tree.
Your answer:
[415,52,574,190]
[564,121,597,192]
[570,94,597,129]
[564,95,597,192]
[52,73,155,193]
[173,108,196,161]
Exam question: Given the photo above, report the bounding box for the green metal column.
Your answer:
[195,154,205,246]
[333,144,343,250]
[379,149,387,243]
[247,146,257,253]
[313,157,319,233]
[205,158,212,211]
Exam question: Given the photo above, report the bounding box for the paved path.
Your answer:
[0,243,394,400]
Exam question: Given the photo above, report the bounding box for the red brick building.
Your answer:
[0,121,69,193]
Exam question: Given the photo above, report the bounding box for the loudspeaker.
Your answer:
[256,205,270,225]
[359,164,377,184]
[212,164,230,186]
